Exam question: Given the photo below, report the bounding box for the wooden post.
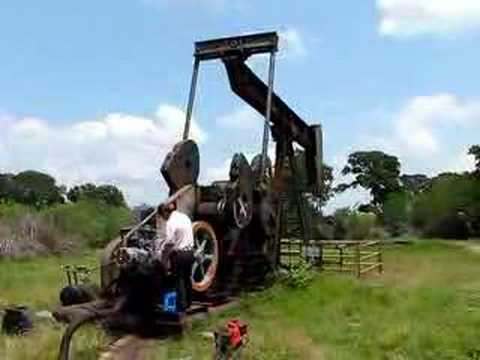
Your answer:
[356,242,361,278]
[378,240,383,274]
[319,240,323,269]
[338,246,343,271]
[320,241,324,271]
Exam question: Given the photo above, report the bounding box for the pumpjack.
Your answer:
[54,32,323,359]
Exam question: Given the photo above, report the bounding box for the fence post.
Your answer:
[319,241,324,271]
[339,246,343,273]
[356,242,361,278]
[378,240,383,274]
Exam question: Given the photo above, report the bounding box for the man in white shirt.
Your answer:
[158,202,195,311]
[164,206,194,251]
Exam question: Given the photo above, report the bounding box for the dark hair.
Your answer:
[158,202,176,218]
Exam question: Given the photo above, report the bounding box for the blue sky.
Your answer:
[1,0,479,209]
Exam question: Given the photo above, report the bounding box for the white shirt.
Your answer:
[166,210,194,250]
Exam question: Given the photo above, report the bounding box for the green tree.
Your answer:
[67,183,96,203]
[10,170,64,208]
[400,174,429,194]
[382,191,410,235]
[337,151,402,205]
[67,183,126,207]
[469,145,480,176]
[0,173,15,201]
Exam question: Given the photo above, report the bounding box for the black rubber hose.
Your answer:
[57,311,101,360]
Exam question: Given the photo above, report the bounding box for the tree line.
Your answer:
[334,145,480,239]
[0,170,126,209]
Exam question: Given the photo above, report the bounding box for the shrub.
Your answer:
[0,202,31,223]
[423,214,469,240]
[0,200,133,257]
[369,226,387,240]
[333,208,378,240]
[333,208,350,239]
[0,209,70,257]
[411,175,480,238]
[42,200,133,248]
[279,259,313,289]
[311,216,335,240]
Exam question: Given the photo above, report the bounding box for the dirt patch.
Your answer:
[449,240,480,254]
[100,336,153,360]
[462,242,480,254]
[286,327,325,359]
[259,317,325,359]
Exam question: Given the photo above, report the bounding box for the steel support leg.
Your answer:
[260,51,276,178]
[183,57,200,140]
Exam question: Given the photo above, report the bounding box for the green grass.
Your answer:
[0,251,98,308]
[0,251,100,359]
[2,240,480,359]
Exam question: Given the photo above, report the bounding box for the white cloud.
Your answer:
[445,147,476,173]
[324,189,372,215]
[216,106,262,130]
[246,27,310,72]
[384,94,480,156]
[0,104,206,205]
[278,28,308,59]
[378,0,480,36]
[201,159,231,184]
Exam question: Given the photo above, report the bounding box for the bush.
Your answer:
[369,226,387,240]
[42,200,133,248]
[311,216,335,240]
[279,259,313,289]
[0,200,133,257]
[0,205,70,257]
[333,208,378,240]
[423,214,469,240]
[333,208,349,239]
[411,175,480,238]
[0,202,31,223]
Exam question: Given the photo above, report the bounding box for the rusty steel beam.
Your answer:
[222,58,313,151]
[194,32,278,60]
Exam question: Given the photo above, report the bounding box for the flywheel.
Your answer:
[191,221,219,292]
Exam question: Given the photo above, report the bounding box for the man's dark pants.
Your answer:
[172,249,194,311]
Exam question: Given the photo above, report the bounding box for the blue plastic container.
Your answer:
[163,291,177,313]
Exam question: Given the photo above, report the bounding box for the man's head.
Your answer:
[158,202,176,220]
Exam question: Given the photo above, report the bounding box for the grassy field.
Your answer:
[1,240,480,359]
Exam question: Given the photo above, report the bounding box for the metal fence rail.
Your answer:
[307,240,383,277]
[282,239,383,277]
